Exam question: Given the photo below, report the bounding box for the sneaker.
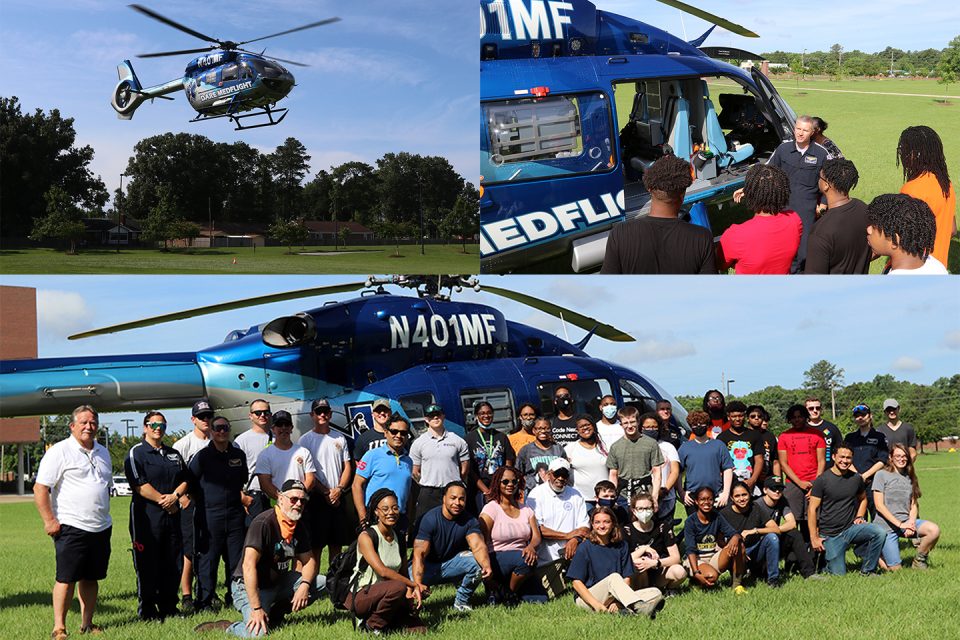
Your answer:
[180,597,195,616]
[859,571,879,578]
[632,596,665,619]
[453,601,473,613]
[766,578,782,589]
[912,554,929,570]
[193,620,232,633]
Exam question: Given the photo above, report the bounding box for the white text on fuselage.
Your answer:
[198,81,253,101]
[389,314,498,349]
[480,190,624,255]
[481,0,573,40]
[197,53,225,67]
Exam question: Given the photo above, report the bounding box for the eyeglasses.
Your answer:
[212,423,231,432]
[284,495,308,505]
[250,409,271,417]
[196,413,214,421]
[748,413,762,418]
[377,505,401,513]
[500,478,519,486]
[146,422,166,430]
[387,428,409,437]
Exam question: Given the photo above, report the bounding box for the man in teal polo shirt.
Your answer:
[353,413,414,533]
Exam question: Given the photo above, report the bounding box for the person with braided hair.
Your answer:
[811,117,843,160]
[867,194,947,274]
[601,154,716,274]
[805,158,872,274]
[718,164,802,274]
[897,125,956,267]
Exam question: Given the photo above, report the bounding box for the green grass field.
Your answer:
[2,451,956,639]
[0,244,480,275]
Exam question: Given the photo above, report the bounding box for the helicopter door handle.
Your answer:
[607,57,628,64]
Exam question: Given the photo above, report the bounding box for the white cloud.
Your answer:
[892,356,923,372]
[944,330,960,350]
[37,290,94,340]
[268,47,428,85]
[618,334,696,362]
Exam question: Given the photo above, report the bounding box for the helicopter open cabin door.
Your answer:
[750,67,797,142]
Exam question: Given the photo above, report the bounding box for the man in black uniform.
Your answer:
[601,155,716,274]
[189,416,252,611]
[843,404,889,520]
[125,411,190,621]
[735,115,828,273]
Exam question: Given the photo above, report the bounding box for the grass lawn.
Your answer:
[1,451,956,639]
[0,244,480,275]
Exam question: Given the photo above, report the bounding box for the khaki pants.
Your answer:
[574,573,661,611]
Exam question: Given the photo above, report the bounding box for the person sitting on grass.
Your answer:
[867,193,948,274]
[872,443,941,570]
[590,480,631,526]
[720,481,782,588]
[623,492,686,596]
[683,486,744,590]
[568,507,665,618]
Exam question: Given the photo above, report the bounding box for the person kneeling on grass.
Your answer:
[568,507,665,618]
[683,486,745,590]
[720,481,782,588]
[195,480,326,637]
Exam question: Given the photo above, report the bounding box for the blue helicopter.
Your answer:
[111,4,339,130]
[480,0,798,273]
[0,276,689,442]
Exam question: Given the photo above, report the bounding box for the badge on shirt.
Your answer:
[357,460,367,471]
[229,458,243,467]
[166,454,180,462]
[803,155,818,164]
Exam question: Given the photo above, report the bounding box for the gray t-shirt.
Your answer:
[877,422,918,452]
[606,435,664,498]
[234,429,272,491]
[408,430,469,488]
[516,442,566,489]
[872,469,914,533]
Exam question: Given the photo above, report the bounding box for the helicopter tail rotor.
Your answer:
[111,60,148,120]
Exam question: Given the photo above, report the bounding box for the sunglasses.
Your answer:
[146,422,167,430]
[284,495,308,505]
[853,405,870,414]
[500,478,519,486]
[212,423,231,432]
[387,428,409,437]
[250,409,271,417]
[314,409,332,416]
[807,405,822,411]
[196,413,214,421]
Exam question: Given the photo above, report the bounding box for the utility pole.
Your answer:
[726,379,735,397]
[117,173,125,253]
[830,385,837,420]
[418,172,425,255]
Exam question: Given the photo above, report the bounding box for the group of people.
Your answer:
[601,119,955,275]
[33,392,941,637]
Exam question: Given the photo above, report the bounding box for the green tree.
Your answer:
[30,186,87,254]
[270,137,311,218]
[0,97,108,239]
[373,220,416,257]
[803,360,845,418]
[338,225,351,248]
[268,218,309,254]
[936,36,960,96]
[140,186,178,249]
[439,182,480,252]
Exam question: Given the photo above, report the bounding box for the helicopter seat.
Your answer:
[702,82,753,168]
[663,85,692,164]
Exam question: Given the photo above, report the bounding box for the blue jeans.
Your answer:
[822,523,885,575]
[418,551,482,606]
[228,572,326,637]
[745,533,780,580]
[880,520,928,567]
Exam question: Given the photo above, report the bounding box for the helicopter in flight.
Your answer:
[480,0,798,273]
[110,4,339,130]
[0,276,689,442]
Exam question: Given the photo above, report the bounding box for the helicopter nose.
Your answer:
[262,73,294,95]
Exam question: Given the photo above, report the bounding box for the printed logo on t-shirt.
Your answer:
[697,534,717,552]
[563,501,573,511]
[357,460,367,471]
[228,458,243,467]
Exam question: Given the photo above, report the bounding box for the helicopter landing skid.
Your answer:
[190,104,288,131]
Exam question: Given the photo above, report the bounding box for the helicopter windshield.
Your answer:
[247,58,287,79]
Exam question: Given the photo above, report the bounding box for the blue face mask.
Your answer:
[601,405,618,420]
[597,497,616,508]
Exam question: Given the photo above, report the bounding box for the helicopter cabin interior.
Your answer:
[613,75,787,213]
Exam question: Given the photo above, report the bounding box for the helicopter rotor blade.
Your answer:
[236,17,341,47]
[129,4,225,45]
[68,281,368,341]
[137,46,217,59]
[236,49,310,67]
[480,285,634,343]
[653,0,759,38]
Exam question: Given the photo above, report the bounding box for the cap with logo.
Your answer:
[281,479,308,494]
[192,399,213,417]
[425,404,444,416]
[372,399,392,413]
[763,476,785,491]
[548,458,571,473]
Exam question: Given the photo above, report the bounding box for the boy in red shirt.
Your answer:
[776,404,826,534]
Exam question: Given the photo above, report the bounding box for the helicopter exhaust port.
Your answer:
[262,313,317,348]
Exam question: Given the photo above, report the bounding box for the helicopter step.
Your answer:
[190,102,289,131]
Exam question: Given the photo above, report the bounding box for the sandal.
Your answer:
[51,629,68,640]
[79,625,104,635]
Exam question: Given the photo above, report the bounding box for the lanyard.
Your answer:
[477,427,496,462]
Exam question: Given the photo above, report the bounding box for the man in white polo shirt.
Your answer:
[34,405,113,639]
[409,404,469,531]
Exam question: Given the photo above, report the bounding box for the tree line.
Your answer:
[677,363,960,449]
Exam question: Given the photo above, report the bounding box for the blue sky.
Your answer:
[0,0,477,202]
[2,275,958,433]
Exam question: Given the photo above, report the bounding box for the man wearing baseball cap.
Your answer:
[754,477,821,580]
[352,398,396,462]
[879,399,918,461]
[843,404,889,520]
[255,411,317,501]
[196,479,326,636]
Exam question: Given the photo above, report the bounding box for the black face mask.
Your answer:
[555,396,573,412]
[642,429,659,440]
[692,425,709,437]
[597,497,616,508]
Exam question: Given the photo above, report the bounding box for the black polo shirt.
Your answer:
[188,442,248,512]
[125,440,188,519]
[842,428,889,484]
[767,141,828,221]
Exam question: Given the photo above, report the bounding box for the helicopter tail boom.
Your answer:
[0,352,204,418]
[111,60,181,119]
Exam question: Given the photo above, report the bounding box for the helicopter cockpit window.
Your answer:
[248,59,284,79]
[203,70,217,86]
[617,378,658,414]
[221,63,239,82]
[536,378,613,422]
[398,392,436,436]
[482,92,614,185]
[459,388,515,434]
[239,63,254,80]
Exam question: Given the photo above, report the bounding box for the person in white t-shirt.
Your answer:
[867,193,949,275]
[256,410,317,499]
[298,398,353,564]
[595,395,622,449]
[233,398,274,522]
[34,405,113,639]
[564,415,609,506]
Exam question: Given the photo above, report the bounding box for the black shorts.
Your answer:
[54,524,112,583]
[307,498,352,548]
[180,503,196,558]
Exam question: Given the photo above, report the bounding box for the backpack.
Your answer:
[326,526,407,612]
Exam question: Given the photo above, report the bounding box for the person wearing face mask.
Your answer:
[515,418,566,490]
[509,403,540,455]
[591,481,631,526]
[565,416,610,507]
[623,493,686,595]
[720,482,782,588]
[607,409,663,507]
[678,411,734,514]
[596,396,622,448]
[550,386,580,445]
[465,402,516,514]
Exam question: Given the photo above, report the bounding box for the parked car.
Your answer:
[111,476,132,497]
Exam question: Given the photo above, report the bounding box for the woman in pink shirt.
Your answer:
[720,165,803,274]
[479,466,541,604]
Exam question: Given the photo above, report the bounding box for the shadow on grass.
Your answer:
[0,590,129,613]
[0,250,25,255]
[947,237,959,274]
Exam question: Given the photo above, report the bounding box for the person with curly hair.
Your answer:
[601,155,716,274]
[811,116,843,160]
[805,158,872,274]
[719,164,802,274]
[897,125,956,267]
[867,193,947,274]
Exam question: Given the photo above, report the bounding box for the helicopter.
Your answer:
[479,0,799,273]
[110,4,340,130]
[0,276,689,442]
